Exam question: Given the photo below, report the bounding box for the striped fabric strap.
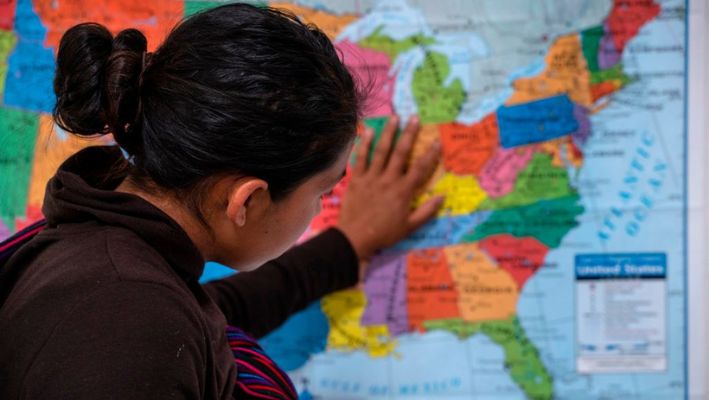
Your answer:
[0,219,47,268]
[226,325,297,399]
[1,220,296,399]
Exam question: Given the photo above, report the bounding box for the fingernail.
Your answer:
[411,115,419,124]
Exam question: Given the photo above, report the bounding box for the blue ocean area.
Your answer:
[200,262,327,372]
[260,301,329,371]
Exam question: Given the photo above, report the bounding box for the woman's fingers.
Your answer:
[353,127,374,176]
[368,116,399,173]
[385,116,420,176]
[338,113,445,262]
[406,138,441,190]
[407,196,444,232]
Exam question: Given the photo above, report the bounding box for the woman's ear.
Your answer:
[225,178,269,227]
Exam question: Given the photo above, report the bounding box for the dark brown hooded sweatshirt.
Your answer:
[0,145,359,399]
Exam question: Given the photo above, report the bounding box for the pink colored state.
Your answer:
[336,40,394,117]
[478,146,535,198]
[0,0,15,30]
[361,252,408,335]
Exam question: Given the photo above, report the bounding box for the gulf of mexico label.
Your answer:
[575,253,667,373]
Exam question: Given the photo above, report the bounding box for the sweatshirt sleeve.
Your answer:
[201,227,360,338]
[21,282,212,399]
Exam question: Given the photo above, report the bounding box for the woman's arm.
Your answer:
[201,227,358,338]
[203,116,442,338]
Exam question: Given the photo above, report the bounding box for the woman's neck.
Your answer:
[115,177,215,260]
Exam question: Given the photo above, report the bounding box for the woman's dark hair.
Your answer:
[53,3,362,221]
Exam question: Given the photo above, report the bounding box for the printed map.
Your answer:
[0,0,688,398]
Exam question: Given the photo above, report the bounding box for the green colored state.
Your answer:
[424,317,552,400]
[185,1,224,15]
[482,317,553,400]
[581,25,604,72]
[412,51,466,124]
[184,1,266,16]
[464,194,584,248]
[481,153,575,210]
[590,63,631,85]
[0,30,18,97]
[351,117,402,165]
[423,318,482,337]
[0,107,39,229]
[358,27,435,61]
[358,29,465,124]
[363,116,391,143]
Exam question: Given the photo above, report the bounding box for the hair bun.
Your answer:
[53,23,148,154]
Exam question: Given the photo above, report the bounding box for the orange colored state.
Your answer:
[410,123,441,162]
[27,115,113,210]
[406,248,460,331]
[439,114,499,175]
[444,243,518,323]
[271,3,358,39]
[507,34,592,108]
[539,136,583,169]
[410,123,445,196]
[34,0,184,51]
[591,80,622,102]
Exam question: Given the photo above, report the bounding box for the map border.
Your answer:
[687,0,708,398]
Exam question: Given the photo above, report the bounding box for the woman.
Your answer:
[0,3,441,399]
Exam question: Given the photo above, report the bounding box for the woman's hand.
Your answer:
[336,115,443,262]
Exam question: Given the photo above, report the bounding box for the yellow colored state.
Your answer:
[507,34,593,108]
[28,115,112,208]
[321,289,396,357]
[416,173,488,216]
[443,243,518,323]
[270,3,357,39]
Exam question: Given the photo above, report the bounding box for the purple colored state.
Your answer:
[571,105,591,146]
[361,252,408,336]
[598,22,621,69]
[0,220,10,241]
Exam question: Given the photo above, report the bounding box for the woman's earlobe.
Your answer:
[236,207,247,227]
[225,177,268,227]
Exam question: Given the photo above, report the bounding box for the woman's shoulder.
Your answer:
[30,221,194,293]
[0,223,216,398]
[1,278,212,399]
[2,221,210,342]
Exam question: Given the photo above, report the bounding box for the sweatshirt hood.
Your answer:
[42,145,205,280]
